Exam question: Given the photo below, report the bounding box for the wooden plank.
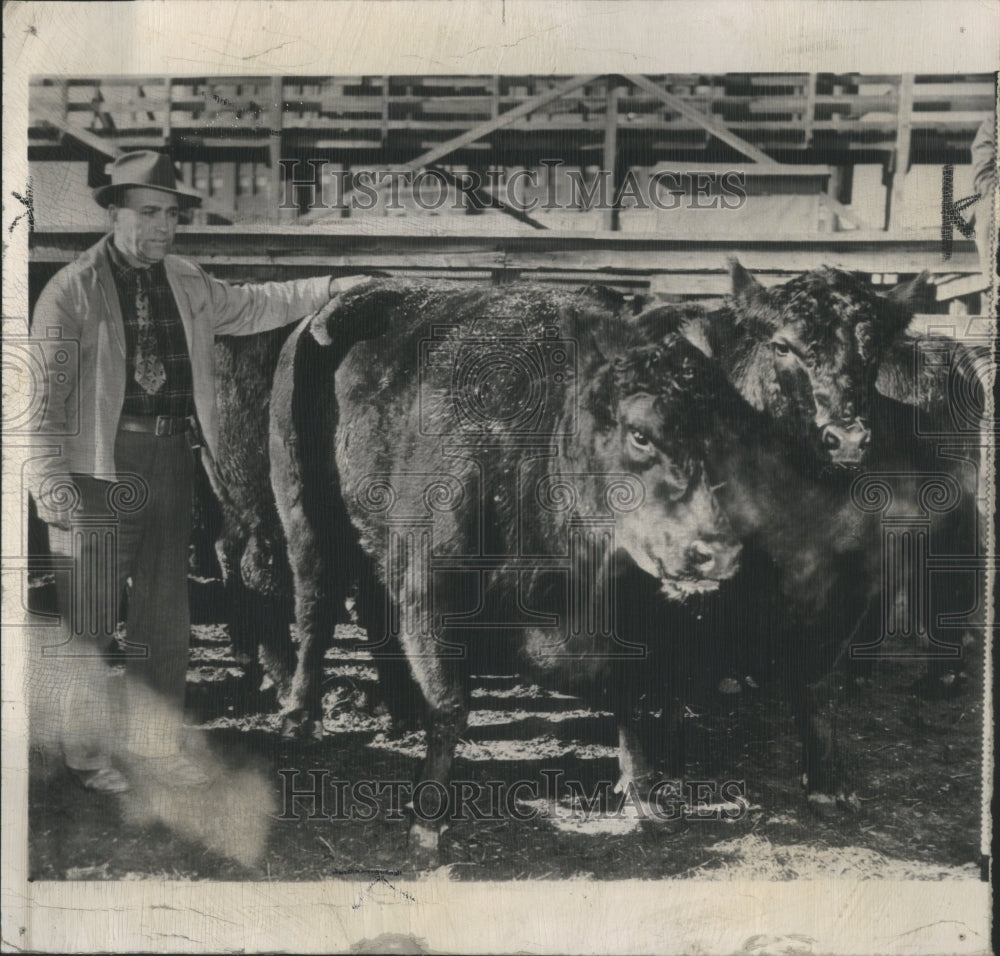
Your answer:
[648,273,792,295]
[934,273,991,300]
[603,85,622,231]
[314,96,384,112]
[645,163,831,177]
[525,271,649,286]
[502,249,981,274]
[313,139,384,149]
[403,75,599,169]
[29,248,506,270]
[626,74,775,163]
[887,73,915,230]
[31,224,984,246]
[910,111,994,126]
[745,74,810,87]
[913,82,996,98]
[32,238,979,277]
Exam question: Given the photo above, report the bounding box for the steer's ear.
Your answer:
[728,257,763,299]
[875,271,933,342]
[581,283,628,313]
[885,271,935,312]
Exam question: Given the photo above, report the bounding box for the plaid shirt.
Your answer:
[107,239,195,418]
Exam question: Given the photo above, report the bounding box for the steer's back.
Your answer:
[329,282,601,580]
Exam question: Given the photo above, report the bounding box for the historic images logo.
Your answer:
[278,159,748,214]
[278,769,750,824]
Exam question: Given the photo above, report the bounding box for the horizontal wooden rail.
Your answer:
[29,228,982,280]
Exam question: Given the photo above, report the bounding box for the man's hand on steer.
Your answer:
[328,274,378,298]
[312,275,385,345]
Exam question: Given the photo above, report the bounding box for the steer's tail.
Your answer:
[268,276,411,517]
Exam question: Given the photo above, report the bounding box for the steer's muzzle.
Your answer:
[684,535,741,580]
[820,419,871,466]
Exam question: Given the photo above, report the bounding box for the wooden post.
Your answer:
[826,165,843,205]
[804,72,817,148]
[270,76,290,222]
[603,84,624,231]
[826,165,859,232]
[162,77,171,142]
[380,75,389,144]
[885,73,915,231]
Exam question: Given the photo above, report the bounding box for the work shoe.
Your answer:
[132,753,212,789]
[71,766,131,794]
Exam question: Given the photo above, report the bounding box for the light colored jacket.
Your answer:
[971,113,997,200]
[29,233,331,517]
[970,114,997,273]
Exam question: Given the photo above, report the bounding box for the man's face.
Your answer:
[109,187,180,265]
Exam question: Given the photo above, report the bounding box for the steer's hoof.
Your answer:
[405,822,441,870]
[280,710,325,741]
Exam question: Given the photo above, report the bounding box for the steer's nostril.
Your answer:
[822,427,842,450]
[686,541,716,571]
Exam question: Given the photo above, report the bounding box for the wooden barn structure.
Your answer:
[27,72,996,314]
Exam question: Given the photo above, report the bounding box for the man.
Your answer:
[29,150,367,793]
[970,113,997,281]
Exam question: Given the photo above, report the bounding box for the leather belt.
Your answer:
[119,414,196,438]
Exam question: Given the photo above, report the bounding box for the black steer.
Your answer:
[204,326,300,707]
[724,263,987,698]
[268,281,745,862]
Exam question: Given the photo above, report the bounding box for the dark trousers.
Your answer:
[48,427,195,769]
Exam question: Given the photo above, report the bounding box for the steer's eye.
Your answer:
[627,428,653,453]
[772,342,791,357]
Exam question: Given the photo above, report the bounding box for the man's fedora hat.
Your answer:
[93,151,202,209]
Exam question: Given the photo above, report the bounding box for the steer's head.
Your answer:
[576,330,742,600]
[728,260,929,469]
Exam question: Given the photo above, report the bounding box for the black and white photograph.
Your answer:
[2,2,996,952]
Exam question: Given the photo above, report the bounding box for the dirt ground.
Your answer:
[27,577,986,883]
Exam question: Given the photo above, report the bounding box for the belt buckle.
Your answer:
[155,415,170,437]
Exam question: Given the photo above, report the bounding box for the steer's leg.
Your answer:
[615,694,686,822]
[217,532,280,712]
[614,719,659,821]
[270,461,339,739]
[281,506,349,738]
[400,616,466,869]
[917,506,978,699]
[792,678,859,813]
[354,558,424,732]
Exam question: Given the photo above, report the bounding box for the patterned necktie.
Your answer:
[134,269,166,395]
